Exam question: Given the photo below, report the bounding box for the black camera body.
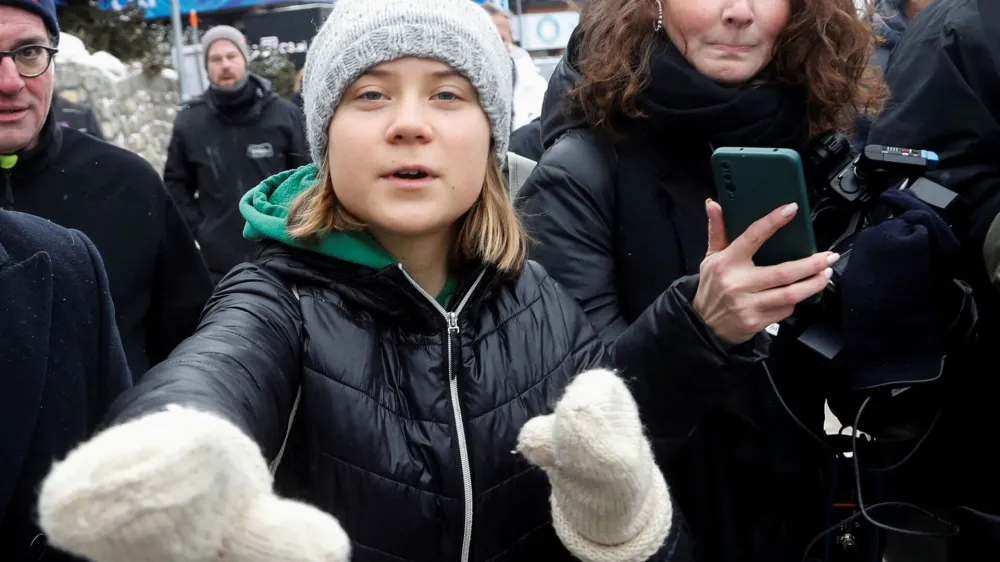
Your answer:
[784,132,969,365]
[802,132,954,290]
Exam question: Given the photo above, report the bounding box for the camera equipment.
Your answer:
[786,132,972,365]
[756,132,991,561]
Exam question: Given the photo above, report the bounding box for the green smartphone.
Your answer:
[710,147,818,267]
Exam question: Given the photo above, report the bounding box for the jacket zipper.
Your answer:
[398,264,487,562]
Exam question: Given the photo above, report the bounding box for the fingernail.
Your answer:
[780,203,798,217]
[827,253,841,265]
[823,267,833,279]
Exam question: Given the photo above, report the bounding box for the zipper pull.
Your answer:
[446,311,460,335]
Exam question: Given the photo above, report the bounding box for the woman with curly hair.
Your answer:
[518,0,886,560]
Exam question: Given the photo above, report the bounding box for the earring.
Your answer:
[653,0,664,33]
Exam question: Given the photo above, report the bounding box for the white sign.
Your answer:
[513,11,579,52]
[249,36,310,62]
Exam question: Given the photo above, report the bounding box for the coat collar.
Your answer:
[9,110,63,181]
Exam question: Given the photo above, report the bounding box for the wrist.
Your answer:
[678,276,746,350]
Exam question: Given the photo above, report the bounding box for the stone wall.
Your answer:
[55,33,181,174]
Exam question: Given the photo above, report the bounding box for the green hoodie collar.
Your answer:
[240,164,457,306]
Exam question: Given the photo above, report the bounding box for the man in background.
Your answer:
[164,25,309,284]
[0,0,214,379]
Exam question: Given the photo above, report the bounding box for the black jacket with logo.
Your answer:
[164,74,309,282]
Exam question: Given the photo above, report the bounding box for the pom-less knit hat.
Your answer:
[201,25,250,67]
[301,0,512,165]
[0,0,59,39]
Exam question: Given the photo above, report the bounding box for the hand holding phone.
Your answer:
[691,199,840,346]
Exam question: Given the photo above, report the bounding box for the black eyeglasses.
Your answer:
[0,45,58,78]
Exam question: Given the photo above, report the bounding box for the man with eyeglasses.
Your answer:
[0,0,214,382]
[0,4,134,558]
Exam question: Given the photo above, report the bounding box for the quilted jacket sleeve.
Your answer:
[104,262,303,462]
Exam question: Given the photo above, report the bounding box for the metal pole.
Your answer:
[170,0,187,95]
[514,0,525,48]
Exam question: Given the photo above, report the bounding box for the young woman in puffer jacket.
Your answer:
[33,1,692,562]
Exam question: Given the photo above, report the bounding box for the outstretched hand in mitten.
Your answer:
[518,369,672,562]
[37,405,351,562]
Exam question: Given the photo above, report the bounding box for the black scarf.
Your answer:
[633,37,809,149]
[206,75,262,119]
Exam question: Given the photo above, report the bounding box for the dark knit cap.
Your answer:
[0,0,59,40]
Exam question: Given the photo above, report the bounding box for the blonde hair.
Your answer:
[287,151,528,274]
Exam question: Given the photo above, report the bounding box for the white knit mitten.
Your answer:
[38,405,351,562]
[518,369,672,562]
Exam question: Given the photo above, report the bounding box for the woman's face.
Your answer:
[662,0,790,84]
[326,57,491,240]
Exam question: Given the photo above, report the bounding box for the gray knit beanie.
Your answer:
[201,25,250,66]
[301,0,512,165]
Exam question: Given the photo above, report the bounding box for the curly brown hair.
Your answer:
[569,0,888,138]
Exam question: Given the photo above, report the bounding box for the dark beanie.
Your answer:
[0,0,59,39]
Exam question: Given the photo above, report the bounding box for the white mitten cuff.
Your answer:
[551,464,672,562]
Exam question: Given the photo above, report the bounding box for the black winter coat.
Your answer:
[3,114,214,378]
[0,209,131,562]
[107,244,693,562]
[517,52,832,561]
[164,75,310,282]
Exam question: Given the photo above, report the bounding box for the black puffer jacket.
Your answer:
[517,35,833,561]
[106,242,692,562]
